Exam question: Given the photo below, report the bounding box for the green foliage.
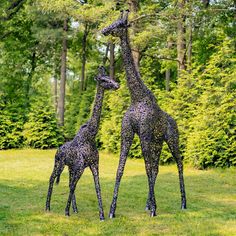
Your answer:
[0,0,235,169]
[99,33,236,169]
[23,99,64,149]
[65,79,96,138]
[159,36,236,168]
[184,38,236,168]
[0,103,24,149]
[99,74,130,154]
[23,75,64,149]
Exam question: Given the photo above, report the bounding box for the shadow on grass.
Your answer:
[0,169,235,235]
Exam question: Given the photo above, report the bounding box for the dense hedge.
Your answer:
[23,99,64,149]
[0,104,24,149]
[99,37,236,169]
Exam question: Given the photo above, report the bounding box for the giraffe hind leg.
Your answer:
[46,167,57,211]
[166,133,187,209]
[90,163,105,221]
[65,168,84,217]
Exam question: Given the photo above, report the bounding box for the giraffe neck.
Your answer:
[88,84,104,137]
[120,31,154,103]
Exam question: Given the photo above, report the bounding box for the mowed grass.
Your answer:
[0,149,235,236]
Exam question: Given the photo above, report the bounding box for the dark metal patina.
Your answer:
[102,10,187,218]
[45,66,119,221]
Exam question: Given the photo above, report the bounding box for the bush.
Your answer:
[184,38,236,168]
[0,102,24,149]
[23,97,64,149]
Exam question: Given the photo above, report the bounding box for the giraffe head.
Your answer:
[101,10,130,37]
[95,66,120,90]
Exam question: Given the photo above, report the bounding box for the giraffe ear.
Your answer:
[124,9,130,22]
[95,66,107,82]
[98,66,106,76]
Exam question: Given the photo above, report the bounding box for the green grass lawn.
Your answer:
[0,149,235,236]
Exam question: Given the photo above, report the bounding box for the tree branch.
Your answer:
[7,0,25,10]
[1,0,26,21]
[144,54,180,64]
[73,0,87,5]
[0,31,13,40]
[102,43,110,66]
[129,6,168,24]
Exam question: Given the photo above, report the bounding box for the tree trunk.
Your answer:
[165,39,173,91]
[187,16,193,73]
[25,50,36,109]
[128,0,140,69]
[58,18,68,126]
[80,23,89,92]
[103,43,109,65]
[53,76,58,113]
[109,42,115,80]
[177,0,187,76]
[202,0,210,8]
[53,53,60,114]
[165,69,170,92]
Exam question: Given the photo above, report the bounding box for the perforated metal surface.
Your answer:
[102,10,187,218]
[46,66,119,220]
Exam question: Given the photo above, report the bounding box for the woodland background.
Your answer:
[0,0,235,169]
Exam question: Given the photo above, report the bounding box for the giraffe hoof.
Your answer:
[150,211,157,217]
[181,204,187,210]
[65,211,70,217]
[100,216,105,221]
[109,213,115,219]
[73,209,78,213]
[45,206,50,212]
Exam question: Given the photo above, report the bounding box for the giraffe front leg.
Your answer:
[140,132,162,217]
[145,141,163,212]
[69,168,78,213]
[90,162,105,221]
[109,116,134,218]
[143,156,156,217]
[145,163,159,212]
[65,168,83,216]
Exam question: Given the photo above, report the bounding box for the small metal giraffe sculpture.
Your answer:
[45,66,119,221]
[102,10,187,218]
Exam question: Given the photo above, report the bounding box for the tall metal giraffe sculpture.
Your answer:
[102,10,187,218]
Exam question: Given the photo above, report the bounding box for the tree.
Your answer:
[58,18,69,126]
[23,95,64,149]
